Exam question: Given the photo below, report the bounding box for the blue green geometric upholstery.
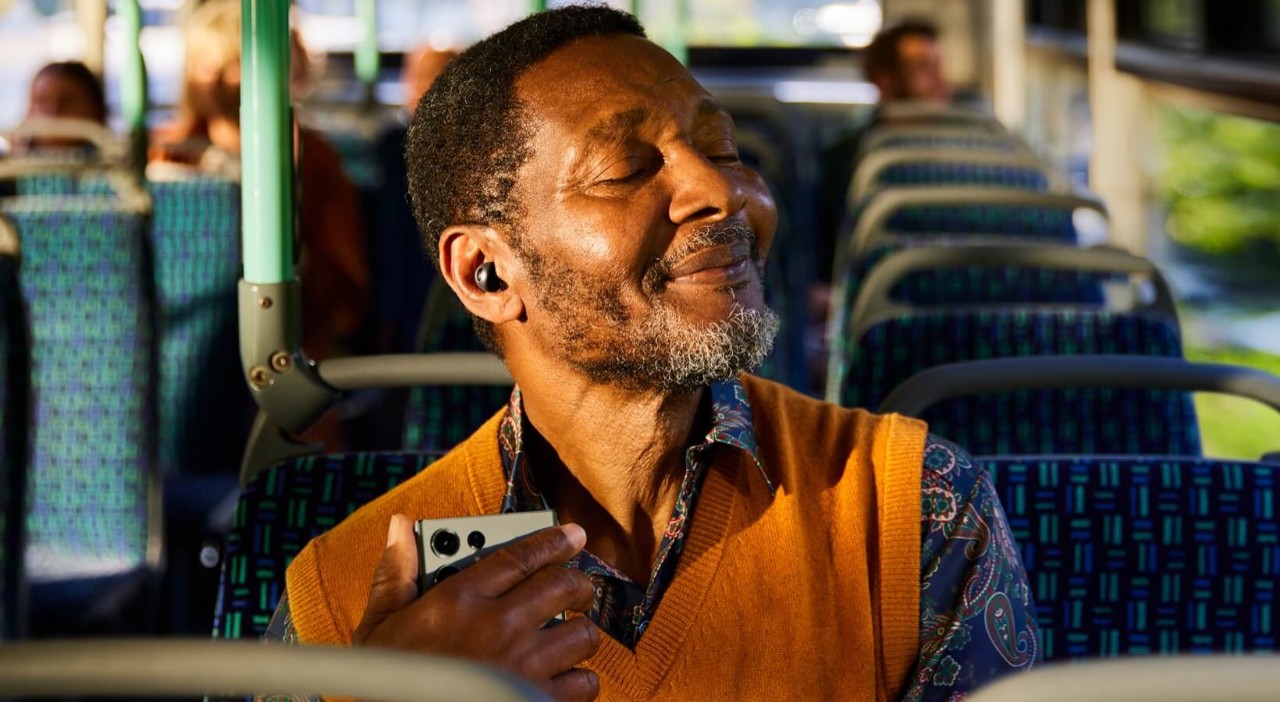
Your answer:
[838,310,1200,455]
[869,134,1024,154]
[402,308,511,454]
[212,452,439,642]
[874,162,1049,192]
[882,202,1078,237]
[5,198,156,584]
[149,178,249,477]
[16,173,114,197]
[0,253,30,639]
[836,238,1104,322]
[981,455,1280,659]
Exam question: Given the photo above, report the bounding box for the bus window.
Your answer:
[1150,104,1280,458]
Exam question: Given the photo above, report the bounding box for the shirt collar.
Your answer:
[497,377,773,513]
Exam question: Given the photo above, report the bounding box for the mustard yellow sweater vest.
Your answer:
[285,375,927,701]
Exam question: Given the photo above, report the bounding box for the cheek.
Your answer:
[742,175,779,255]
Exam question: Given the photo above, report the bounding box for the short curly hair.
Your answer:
[405,5,646,353]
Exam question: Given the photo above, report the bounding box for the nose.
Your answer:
[666,143,748,227]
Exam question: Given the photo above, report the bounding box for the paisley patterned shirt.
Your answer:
[260,378,1038,701]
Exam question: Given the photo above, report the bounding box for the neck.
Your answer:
[515,364,706,585]
[206,115,241,154]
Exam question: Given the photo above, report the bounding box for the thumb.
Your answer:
[354,513,419,643]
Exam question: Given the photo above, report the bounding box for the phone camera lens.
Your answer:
[433,564,461,585]
[430,529,460,557]
[467,531,486,550]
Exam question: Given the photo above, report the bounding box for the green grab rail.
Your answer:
[355,0,380,100]
[119,0,147,175]
[529,0,548,12]
[240,0,294,285]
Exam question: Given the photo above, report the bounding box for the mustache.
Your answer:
[645,221,762,290]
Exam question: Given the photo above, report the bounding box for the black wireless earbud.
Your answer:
[474,262,507,293]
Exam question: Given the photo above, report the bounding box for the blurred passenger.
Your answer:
[863,19,951,107]
[18,61,108,152]
[374,46,457,353]
[402,47,458,113]
[151,0,369,364]
[811,19,952,388]
[818,19,951,279]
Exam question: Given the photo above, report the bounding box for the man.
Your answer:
[816,18,951,281]
[266,7,1036,702]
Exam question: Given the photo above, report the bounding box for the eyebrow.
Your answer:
[584,107,648,147]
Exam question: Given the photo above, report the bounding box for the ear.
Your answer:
[438,225,525,327]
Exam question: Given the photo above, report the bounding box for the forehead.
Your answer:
[897,34,939,60]
[515,34,716,135]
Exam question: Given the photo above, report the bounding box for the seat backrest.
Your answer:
[839,309,1200,455]
[403,305,511,453]
[874,161,1049,192]
[982,455,1280,659]
[148,177,250,477]
[213,452,437,642]
[4,198,157,583]
[0,249,30,640]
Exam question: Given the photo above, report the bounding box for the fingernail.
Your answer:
[387,515,400,547]
[563,523,586,549]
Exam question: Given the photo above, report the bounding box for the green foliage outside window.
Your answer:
[1158,106,1280,264]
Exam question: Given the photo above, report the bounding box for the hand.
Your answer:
[354,514,601,702]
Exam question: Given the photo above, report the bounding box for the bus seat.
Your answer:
[403,305,512,453]
[982,455,1280,659]
[836,310,1199,455]
[212,452,437,645]
[3,197,159,634]
[874,161,1049,192]
[0,235,30,640]
[16,173,115,198]
[371,122,434,354]
[148,177,249,478]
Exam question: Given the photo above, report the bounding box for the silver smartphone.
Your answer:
[413,510,559,596]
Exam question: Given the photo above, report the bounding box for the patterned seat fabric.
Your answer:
[883,202,1077,237]
[837,237,1104,322]
[871,134,1024,153]
[16,173,115,197]
[839,310,1200,455]
[5,199,156,584]
[982,455,1280,659]
[403,309,511,453]
[149,178,249,477]
[212,452,438,642]
[875,162,1049,193]
[0,253,30,639]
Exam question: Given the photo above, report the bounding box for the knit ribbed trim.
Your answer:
[585,447,744,700]
[876,413,927,697]
[463,411,512,513]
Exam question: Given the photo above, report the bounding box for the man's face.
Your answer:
[891,34,949,104]
[504,34,779,392]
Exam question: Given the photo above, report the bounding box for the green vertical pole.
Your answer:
[530,0,547,13]
[669,0,688,65]
[119,0,147,172]
[240,0,294,284]
[354,0,379,102]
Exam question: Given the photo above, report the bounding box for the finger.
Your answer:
[458,523,587,599]
[524,617,601,683]
[502,564,596,629]
[353,514,420,643]
[547,668,600,702]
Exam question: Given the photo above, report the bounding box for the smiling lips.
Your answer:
[666,240,754,285]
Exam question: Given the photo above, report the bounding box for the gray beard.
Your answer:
[516,223,780,393]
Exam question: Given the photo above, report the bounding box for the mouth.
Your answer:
[665,240,754,286]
